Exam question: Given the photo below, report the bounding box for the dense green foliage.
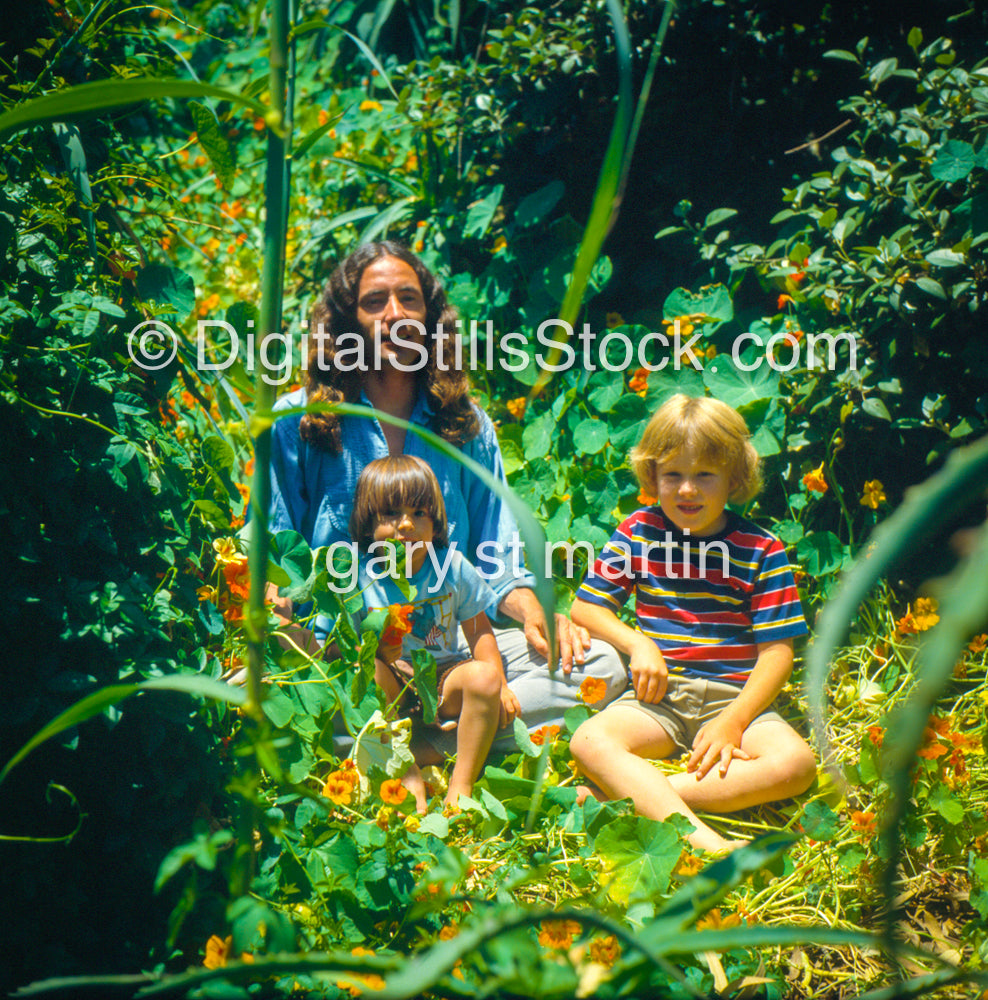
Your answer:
[2,1,988,998]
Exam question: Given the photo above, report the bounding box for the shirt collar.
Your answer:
[357,386,432,425]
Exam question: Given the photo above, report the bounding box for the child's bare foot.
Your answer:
[402,766,429,814]
[575,784,607,806]
[689,829,748,854]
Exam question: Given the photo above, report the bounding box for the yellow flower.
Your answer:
[860,479,886,510]
[492,235,507,254]
[674,850,704,878]
[538,918,581,949]
[359,100,383,112]
[696,908,742,932]
[801,463,828,494]
[196,585,217,603]
[588,934,621,967]
[212,538,241,564]
[913,597,939,631]
[506,396,526,419]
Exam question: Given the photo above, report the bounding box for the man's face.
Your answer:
[355,256,428,369]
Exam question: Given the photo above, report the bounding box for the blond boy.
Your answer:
[570,394,816,851]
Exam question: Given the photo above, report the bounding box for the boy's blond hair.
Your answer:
[630,394,762,504]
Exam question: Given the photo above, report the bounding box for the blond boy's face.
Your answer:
[655,446,731,537]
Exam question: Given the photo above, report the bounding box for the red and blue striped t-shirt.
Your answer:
[576,507,807,685]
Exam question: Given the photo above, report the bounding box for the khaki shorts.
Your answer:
[614,673,786,754]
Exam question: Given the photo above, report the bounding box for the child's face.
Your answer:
[373,504,434,572]
[655,446,731,536]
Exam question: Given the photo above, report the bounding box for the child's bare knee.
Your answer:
[467,659,503,702]
[570,720,610,770]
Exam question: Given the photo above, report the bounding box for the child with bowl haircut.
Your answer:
[348,455,515,811]
[570,394,816,852]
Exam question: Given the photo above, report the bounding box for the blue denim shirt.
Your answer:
[269,387,535,623]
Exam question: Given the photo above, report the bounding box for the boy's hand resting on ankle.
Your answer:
[629,634,668,703]
[498,682,522,728]
[687,712,751,780]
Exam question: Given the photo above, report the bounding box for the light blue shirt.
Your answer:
[269,387,535,622]
[342,547,496,664]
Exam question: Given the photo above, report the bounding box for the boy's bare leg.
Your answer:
[570,705,744,853]
[669,720,817,812]
[434,659,502,808]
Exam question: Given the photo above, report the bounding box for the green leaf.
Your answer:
[703,208,738,229]
[702,350,780,409]
[914,276,947,299]
[823,49,860,63]
[201,435,235,473]
[594,814,682,903]
[513,717,540,757]
[188,101,235,189]
[136,264,196,319]
[868,57,898,86]
[268,530,314,591]
[931,140,976,183]
[796,531,846,576]
[573,418,609,456]
[513,180,565,230]
[924,249,966,267]
[463,185,504,239]
[0,675,245,785]
[522,412,555,457]
[0,78,265,142]
[410,649,438,725]
[799,800,839,841]
[662,284,733,323]
[862,398,891,421]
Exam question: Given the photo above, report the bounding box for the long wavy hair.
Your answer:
[300,241,479,453]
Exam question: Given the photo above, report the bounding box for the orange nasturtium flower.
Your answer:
[579,676,607,705]
[867,725,885,748]
[628,367,649,397]
[359,100,383,112]
[381,604,414,647]
[850,811,876,837]
[379,778,408,805]
[223,556,251,601]
[538,918,581,950]
[322,773,355,806]
[801,463,828,494]
[588,934,621,967]
[860,480,887,510]
[696,909,742,931]
[337,947,385,995]
[506,396,527,419]
[969,634,988,655]
[203,935,232,969]
[638,489,657,506]
[530,724,561,746]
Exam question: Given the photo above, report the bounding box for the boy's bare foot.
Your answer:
[575,784,606,806]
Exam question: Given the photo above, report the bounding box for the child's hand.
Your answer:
[377,639,402,664]
[498,682,522,728]
[629,636,667,703]
[687,714,751,780]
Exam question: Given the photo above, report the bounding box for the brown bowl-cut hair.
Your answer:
[301,240,479,453]
[349,455,450,550]
[630,393,762,504]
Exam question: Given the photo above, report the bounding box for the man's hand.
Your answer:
[498,682,522,729]
[523,610,592,675]
[499,587,591,674]
[686,713,751,780]
[628,635,667,703]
